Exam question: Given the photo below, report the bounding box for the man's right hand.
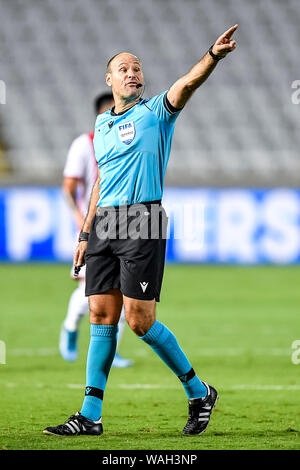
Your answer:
[73,172,100,275]
[73,240,88,269]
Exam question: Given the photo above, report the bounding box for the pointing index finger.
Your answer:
[221,24,238,39]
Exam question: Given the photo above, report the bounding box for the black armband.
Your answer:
[208,44,224,61]
[163,93,183,114]
[78,231,89,242]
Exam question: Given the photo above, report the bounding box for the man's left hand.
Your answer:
[212,24,238,58]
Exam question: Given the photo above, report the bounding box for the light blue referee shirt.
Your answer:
[93,91,182,207]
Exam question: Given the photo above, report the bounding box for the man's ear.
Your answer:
[105,73,112,88]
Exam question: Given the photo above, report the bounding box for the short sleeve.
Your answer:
[63,134,89,179]
[144,91,183,123]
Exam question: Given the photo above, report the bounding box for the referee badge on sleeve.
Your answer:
[117,121,135,145]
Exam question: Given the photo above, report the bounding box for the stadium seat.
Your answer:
[1,0,300,184]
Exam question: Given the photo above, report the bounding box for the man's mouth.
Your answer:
[126,81,138,87]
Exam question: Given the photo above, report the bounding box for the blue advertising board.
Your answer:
[0,187,300,264]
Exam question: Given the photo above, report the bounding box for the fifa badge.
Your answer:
[117,121,135,145]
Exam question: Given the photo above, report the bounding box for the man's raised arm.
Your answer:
[167,24,238,109]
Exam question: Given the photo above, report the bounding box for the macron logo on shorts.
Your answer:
[140,282,149,293]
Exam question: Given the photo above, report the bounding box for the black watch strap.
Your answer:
[208,45,224,61]
[78,231,89,242]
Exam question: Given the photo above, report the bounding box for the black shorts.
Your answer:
[85,201,168,302]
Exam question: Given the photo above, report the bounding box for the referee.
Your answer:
[44,24,238,437]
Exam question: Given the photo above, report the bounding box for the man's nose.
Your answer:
[127,68,136,78]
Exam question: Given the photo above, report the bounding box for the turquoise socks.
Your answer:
[140,320,207,399]
[81,324,118,421]
[81,320,206,422]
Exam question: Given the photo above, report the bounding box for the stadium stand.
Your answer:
[0,0,299,185]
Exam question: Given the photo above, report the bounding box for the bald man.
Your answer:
[44,24,238,437]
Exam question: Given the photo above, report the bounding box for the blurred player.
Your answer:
[44,24,238,437]
[59,92,133,368]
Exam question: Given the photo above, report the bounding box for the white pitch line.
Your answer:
[6,347,292,357]
[66,384,175,391]
[67,384,85,389]
[8,348,58,357]
[230,384,300,391]
[195,348,291,357]
[117,384,300,391]
[1,382,300,391]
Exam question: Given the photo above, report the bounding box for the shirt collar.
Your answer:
[110,98,142,116]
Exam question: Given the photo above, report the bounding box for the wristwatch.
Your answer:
[208,45,224,61]
[78,231,89,242]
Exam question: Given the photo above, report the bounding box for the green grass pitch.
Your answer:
[0,264,299,450]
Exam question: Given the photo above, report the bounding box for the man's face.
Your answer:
[98,100,114,114]
[106,53,144,100]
